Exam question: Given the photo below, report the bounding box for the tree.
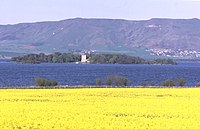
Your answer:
[35,78,47,86]
[47,55,53,63]
[44,80,51,86]
[89,54,146,64]
[106,77,112,87]
[114,78,119,87]
[113,76,120,87]
[169,80,175,87]
[39,53,46,62]
[177,78,186,87]
[52,54,59,63]
[106,76,129,88]
[35,78,58,87]
[96,79,102,87]
[141,82,147,87]
[123,78,129,87]
[51,80,58,86]
[154,58,176,65]
[197,82,200,87]
[150,81,155,86]
[161,80,168,87]
[119,79,124,87]
[161,79,175,87]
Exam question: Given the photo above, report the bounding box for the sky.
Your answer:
[0,0,200,25]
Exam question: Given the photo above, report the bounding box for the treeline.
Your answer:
[139,78,186,87]
[97,77,200,88]
[139,78,200,87]
[89,54,146,64]
[11,52,177,65]
[35,78,58,87]
[149,58,177,65]
[95,77,188,88]
[89,54,177,65]
[96,76,129,87]
[11,52,81,64]
[33,77,200,88]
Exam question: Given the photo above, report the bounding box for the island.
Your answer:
[10,52,177,65]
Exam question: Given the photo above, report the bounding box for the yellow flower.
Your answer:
[0,88,200,128]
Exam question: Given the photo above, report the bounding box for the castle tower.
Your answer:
[81,55,87,63]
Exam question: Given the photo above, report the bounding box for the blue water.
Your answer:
[0,61,200,87]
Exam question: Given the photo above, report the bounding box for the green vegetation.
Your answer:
[197,82,200,87]
[106,77,112,87]
[35,78,58,87]
[51,80,58,86]
[141,82,147,87]
[149,58,177,65]
[11,52,81,64]
[11,53,177,65]
[160,78,186,87]
[161,80,175,87]
[94,77,189,88]
[89,54,146,64]
[32,76,190,88]
[96,79,102,87]
[177,78,186,87]
[96,76,129,87]
[150,82,155,86]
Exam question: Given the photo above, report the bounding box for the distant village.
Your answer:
[147,48,200,58]
[0,55,11,60]
[70,48,200,58]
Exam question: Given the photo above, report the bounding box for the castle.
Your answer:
[81,55,88,63]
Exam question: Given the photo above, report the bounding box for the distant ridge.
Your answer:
[0,18,200,57]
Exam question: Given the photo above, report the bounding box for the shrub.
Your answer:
[45,80,51,86]
[162,80,175,87]
[196,82,200,87]
[106,76,129,88]
[114,76,129,87]
[35,78,47,86]
[123,78,129,87]
[51,80,58,86]
[114,78,119,87]
[96,79,102,86]
[161,80,167,87]
[150,82,155,86]
[35,78,58,87]
[119,78,124,87]
[177,78,186,87]
[106,77,112,87]
[169,80,175,87]
[141,82,147,87]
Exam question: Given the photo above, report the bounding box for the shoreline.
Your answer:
[0,85,197,89]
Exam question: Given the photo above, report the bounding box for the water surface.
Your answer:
[0,61,200,87]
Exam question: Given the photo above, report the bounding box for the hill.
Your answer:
[1,18,200,58]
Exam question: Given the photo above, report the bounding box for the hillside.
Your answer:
[1,18,200,57]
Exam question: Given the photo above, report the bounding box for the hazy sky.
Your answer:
[0,0,200,24]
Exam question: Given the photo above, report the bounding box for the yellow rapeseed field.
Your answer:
[0,88,200,129]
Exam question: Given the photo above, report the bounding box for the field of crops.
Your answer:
[0,88,200,128]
